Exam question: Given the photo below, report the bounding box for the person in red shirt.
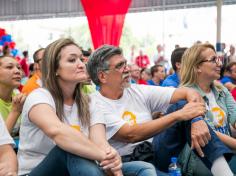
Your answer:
[19,50,29,77]
[231,88,236,101]
[135,49,150,68]
[138,68,151,85]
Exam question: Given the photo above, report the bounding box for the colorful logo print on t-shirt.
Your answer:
[211,107,225,128]
[71,125,81,131]
[122,111,137,126]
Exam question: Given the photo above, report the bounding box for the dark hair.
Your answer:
[140,68,146,74]
[87,45,122,85]
[22,50,28,57]
[29,63,34,72]
[82,50,91,57]
[150,65,163,77]
[225,62,236,73]
[33,48,45,62]
[3,45,10,56]
[171,47,187,71]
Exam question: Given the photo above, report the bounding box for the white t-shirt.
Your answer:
[205,91,228,134]
[90,84,175,156]
[17,88,87,175]
[0,114,14,146]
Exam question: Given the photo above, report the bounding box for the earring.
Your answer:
[56,73,58,76]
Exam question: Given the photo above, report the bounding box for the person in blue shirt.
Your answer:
[147,65,165,86]
[162,47,187,88]
[220,62,236,91]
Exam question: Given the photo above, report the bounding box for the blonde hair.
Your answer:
[42,38,90,127]
[180,43,215,87]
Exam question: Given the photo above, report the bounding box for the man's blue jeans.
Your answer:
[153,100,233,173]
[122,161,157,176]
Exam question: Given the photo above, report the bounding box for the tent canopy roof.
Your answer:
[0,0,236,21]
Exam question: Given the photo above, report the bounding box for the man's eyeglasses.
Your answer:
[199,56,222,65]
[105,60,127,71]
[114,61,127,70]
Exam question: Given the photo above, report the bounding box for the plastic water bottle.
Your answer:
[168,157,182,176]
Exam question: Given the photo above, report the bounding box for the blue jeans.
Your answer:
[122,161,157,176]
[153,100,233,172]
[229,154,236,173]
[28,146,104,176]
[26,146,159,176]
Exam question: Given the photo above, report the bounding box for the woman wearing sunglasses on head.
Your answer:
[179,43,236,175]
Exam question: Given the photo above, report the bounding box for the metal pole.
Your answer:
[162,0,165,56]
[216,0,222,52]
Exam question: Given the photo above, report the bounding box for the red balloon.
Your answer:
[0,28,6,38]
[9,41,16,49]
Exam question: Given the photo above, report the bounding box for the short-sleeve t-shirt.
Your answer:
[162,73,180,88]
[89,84,175,156]
[0,114,14,146]
[17,88,87,175]
[205,91,229,134]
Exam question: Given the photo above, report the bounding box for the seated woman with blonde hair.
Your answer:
[179,43,236,175]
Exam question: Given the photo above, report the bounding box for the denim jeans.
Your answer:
[229,154,236,173]
[28,146,104,176]
[24,146,159,176]
[153,100,233,173]
[122,161,157,176]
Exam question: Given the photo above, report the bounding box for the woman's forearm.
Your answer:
[5,111,20,133]
[51,123,106,162]
[0,145,18,176]
[89,124,110,150]
[215,131,236,151]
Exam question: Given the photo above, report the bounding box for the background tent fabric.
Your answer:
[81,0,131,49]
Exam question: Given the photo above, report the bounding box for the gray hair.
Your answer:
[87,45,123,85]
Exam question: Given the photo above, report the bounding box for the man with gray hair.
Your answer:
[87,45,232,176]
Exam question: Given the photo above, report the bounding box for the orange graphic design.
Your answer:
[122,111,137,126]
[211,107,225,127]
[71,125,81,131]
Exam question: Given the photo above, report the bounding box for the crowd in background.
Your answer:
[0,38,236,176]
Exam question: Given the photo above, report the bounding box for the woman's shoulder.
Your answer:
[28,87,51,97]
[213,81,228,92]
[23,88,56,114]
[25,88,54,105]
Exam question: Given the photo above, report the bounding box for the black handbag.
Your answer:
[121,141,154,163]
